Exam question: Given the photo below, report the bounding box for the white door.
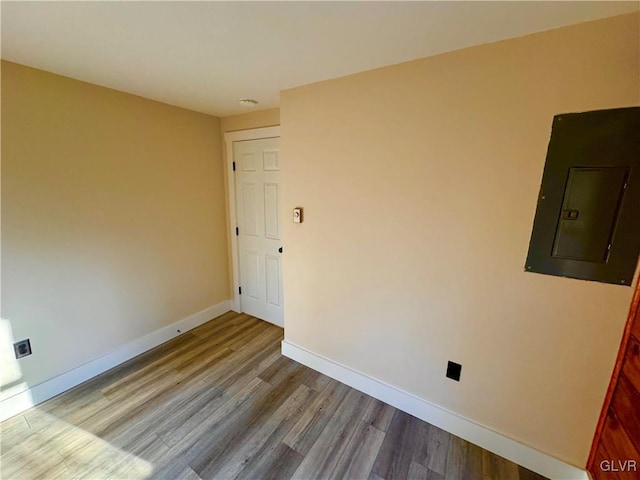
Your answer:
[233,137,283,326]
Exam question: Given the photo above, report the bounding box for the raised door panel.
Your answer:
[242,183,259,237]
[265,255,281,307]
[263,149,279,171]
[244,251,260,300]
[241,152,258,171]
[264,183,280,240]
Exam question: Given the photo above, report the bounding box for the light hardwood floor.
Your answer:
[1,312,548,480]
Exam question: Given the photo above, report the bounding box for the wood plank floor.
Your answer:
[1,312,548,480]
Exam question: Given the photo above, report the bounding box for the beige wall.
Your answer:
[221,108,280,134]
[280,13,640,467]
[1,62,229,399]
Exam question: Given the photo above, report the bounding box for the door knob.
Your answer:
[278,247,283,253]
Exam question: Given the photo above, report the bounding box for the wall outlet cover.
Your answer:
[446,361,462,381]
[14,339,32,359]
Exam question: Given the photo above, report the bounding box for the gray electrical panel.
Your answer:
[525,107,640,285]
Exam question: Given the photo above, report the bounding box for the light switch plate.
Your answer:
[293,207,303,223]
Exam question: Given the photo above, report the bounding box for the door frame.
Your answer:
[224,126,281,314]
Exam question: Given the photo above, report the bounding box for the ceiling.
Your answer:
[2,1,638,117]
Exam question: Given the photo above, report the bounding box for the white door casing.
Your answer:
[226,129,283,327]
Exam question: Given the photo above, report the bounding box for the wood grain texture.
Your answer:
[283,379,350,456]
[588,276,640,473]
[621,334,640,392]
[362,398,395,433]
[633,309,640,339]
[420,424,452,476]
[1,311,547,480]
[372,409,422,480]
[482,448,519,480]
[409,460,444,480]
[600,412,640,472]
[445,434,483,480]
[610,374,640,454]
[328,421,385,479]
[589,414,640,480]
[588,277,640,479]
[290,389,372,479]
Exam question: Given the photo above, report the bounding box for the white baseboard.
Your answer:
[281,340,588,480]
[0,301,231,422]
